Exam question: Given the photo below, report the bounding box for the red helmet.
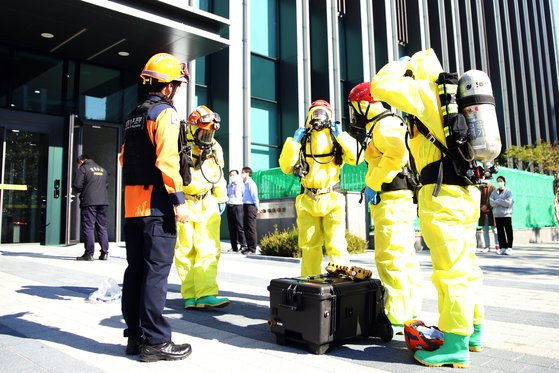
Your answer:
[310,99,332,111]
[404,320,444,352]
[348,82,379,104]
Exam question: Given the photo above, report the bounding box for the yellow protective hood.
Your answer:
[349,100,387,133]
[371,48,445,144]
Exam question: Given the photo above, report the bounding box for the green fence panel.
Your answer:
[491,167,558,229]
[252,168,300,200]
[253,166,558,229]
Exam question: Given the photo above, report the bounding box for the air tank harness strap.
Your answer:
[410,117,471,196]
[185,191,209,202]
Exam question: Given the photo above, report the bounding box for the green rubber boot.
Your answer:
[184,298,196,309]
[469,324,483,352]
[196,295,230,309]
[414,332,470,368]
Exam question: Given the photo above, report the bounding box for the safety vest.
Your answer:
[122,96,174,186]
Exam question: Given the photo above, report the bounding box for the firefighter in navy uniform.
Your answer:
[120,52,192,362]
[72,154,110,261]
[348,82,423,334]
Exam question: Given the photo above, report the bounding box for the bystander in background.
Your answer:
[226,170,247,253]
[478,180,499,253]
[490,176,514,255]
[241,167,259,254]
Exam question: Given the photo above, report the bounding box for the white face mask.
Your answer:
[497,181,505,189]
[229,175,238,184]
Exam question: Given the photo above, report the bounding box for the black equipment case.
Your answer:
[267,274,393,354]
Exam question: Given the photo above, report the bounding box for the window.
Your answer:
[251,99,279,169]
[250,0,279,170]
[122,71,139,119]
[251,56,276,101]
[79,63,122,122]
[251,0,277,57]
[11,50,64,114]
[0,47,8,108]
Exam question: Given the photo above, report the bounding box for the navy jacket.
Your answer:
[72,159,109,207]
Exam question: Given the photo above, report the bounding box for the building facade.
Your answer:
[1,0,557,245]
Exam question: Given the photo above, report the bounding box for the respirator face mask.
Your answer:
[193,113,221,147]
[309,109,331,131]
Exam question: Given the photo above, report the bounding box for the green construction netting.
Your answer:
[490,167,558,229]
[253,165,558,229]
[252,163,367,200]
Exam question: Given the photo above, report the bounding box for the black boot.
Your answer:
[76,254,93,261]
[140,341,192,362]
[99,252,108,260]
[126,336,144,355]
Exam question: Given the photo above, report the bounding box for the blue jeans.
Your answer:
[481,214,498,248]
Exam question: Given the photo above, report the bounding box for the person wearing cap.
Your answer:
[119,52,192,362]
[279,100,359,276]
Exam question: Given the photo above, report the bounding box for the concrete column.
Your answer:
[328,0,342,121]
[297,0,311,123]
[228,0,248,169]
[360,0,373,80]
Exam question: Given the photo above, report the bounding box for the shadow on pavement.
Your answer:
[480,264,559,276]
[0,250,76,261]
[0,312,126,358]
[165,289,397,359]
[16,285,97,300]
[330,338,416,365]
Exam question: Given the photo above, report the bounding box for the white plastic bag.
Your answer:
[87,278,122,303]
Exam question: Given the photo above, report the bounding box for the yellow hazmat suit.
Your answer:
[174,126,228,302]
[279,103,359,276]
[350,96,422,327]
[371,49,483,337]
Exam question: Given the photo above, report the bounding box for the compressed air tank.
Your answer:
[458,70,502,163]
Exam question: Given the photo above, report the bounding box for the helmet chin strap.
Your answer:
[166,83,178,102]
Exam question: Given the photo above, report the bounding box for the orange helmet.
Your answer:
[404,320,444,352]
[187,105,220,146]
[141,53,189,84]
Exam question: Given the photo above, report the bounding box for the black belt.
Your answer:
[420,156,470,187]
[381,173,412,192]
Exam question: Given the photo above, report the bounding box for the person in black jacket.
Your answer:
[72,154,109,261]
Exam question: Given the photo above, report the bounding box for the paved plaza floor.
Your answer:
[0,241,558,372]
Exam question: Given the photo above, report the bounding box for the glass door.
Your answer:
[65,116,121,244]
[65,115,82,244]
[1,128,48,243]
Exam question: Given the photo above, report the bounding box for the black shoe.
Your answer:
[76,254,93,261]
[140,341,192,362]
[126,336,144,355]
[240,246,250,254]
[99,253,108,261]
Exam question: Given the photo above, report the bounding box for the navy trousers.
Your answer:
[226,204,246,251]
[122,216,176,345]
[81,205,109,256]
[243,204,258,252]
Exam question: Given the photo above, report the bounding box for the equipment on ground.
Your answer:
[268,265,392,354]
[404,319,444,352]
